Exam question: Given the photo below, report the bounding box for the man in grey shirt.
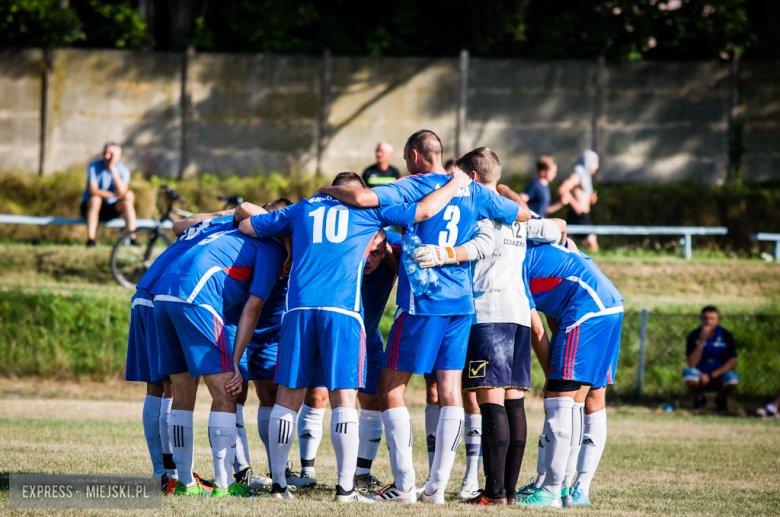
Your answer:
[413,148,564,504]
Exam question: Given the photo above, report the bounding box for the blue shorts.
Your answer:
[462,323,532,391]
[275,308,366,391]
[384,310,472,375]
[155,299,235,378]
[682,367,739,391]
[125,290,165,384]
[359,329,385,396]
[246,339,278,381]
[549,308,623,389]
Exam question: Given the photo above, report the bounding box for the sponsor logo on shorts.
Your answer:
[469,360,488,378]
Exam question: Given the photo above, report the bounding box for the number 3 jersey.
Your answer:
[373,173,519,316]
[249,196,417,313]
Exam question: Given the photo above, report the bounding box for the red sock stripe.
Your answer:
[213,316,223,373]
[569,326,580,380]
[563,329,572,380]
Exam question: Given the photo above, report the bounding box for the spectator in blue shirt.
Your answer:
[683,306,739,412]
[80,143,136,247]
[520,155,560,217]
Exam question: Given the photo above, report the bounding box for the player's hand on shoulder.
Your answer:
[413,244,458,268]
[449,166,471,190]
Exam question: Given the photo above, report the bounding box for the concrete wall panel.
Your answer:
[0,50,42,171]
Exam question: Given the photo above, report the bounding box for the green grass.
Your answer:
[0,391,779,516]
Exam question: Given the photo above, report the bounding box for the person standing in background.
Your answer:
[363,141,401,187]
[521,156,560,217]
[558,150,599,251]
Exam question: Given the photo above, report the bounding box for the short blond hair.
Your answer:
[456,147,501,183]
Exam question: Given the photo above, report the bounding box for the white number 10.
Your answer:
[309,206,349,243]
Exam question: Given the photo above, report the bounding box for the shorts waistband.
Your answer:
[565,305,623,333]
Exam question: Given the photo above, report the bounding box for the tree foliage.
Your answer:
[1,0,778,60]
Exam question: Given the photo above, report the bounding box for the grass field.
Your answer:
[1,379,779,516]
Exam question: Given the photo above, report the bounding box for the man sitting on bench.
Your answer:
[80,142,136,247]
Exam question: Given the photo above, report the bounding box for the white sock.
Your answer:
[425,404,440,472]
[142,395,164,480]
[563,402,585,488]
[169,409,195,486]
[541,397,574,495]
[356,409,383,476]
[576,409,607,497]
[233,404,251,474]
[382,406,415,492]
[463,413,482,486]
[208,411,237,489]
[428,406,465,492]
[535,434,547,487]
[269,405,297,488]
[298,404,325,475]
[331,407,360,491]
[257,406,273,472]
[159,398,177,480]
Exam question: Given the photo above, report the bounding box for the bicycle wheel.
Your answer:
[110,227,173,290]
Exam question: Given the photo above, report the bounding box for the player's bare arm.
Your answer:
[530,309,551,377]
[172,209,236,237]
[226,294,266,395]
[495,184,532,222]
[314,185,380,207]
[235,202,267,223]
[412,166,471,223]
[557,172,581,206]
[413,218,495,268]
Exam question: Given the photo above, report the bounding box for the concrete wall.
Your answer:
[3,48,778,183]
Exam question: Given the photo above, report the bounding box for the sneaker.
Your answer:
[516,488,561,508]
[173,480,210,496]
[354,473,383,490]
[419,487,445,505]
[415,477,430,495]
[86,239,97,247]
[570,482,590,506]
[694,396,706,409]
[286,463,316,488]
[517,476,538,500]
[462,492,507,505]
[370,484,417,503]
[235,467,272,490]
[334,485,375,503]
[270,483,295,499]
[561,486,573,507]
[457,479,480,499]
[715,396,728,412]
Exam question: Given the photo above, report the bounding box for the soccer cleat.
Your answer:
[354,473,383,489]
[192,473,213,492]
[570,482,590,506]
[270,483,296,499]
[561,486,573,507]
[235,467,272,490]
[516,488,562,508]
[370,484,417,503]
[419,487,445,505]
[286,463,316,488]
[334,485,375,503]
[415,477,430,495]
[163,478,178,496]
[210,482,256,498]
[462,492,507,505]
[517,476,538,500]
[457,478,480,499]
[173,480,210,496]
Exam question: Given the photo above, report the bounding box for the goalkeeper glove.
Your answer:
[412,244,458,268]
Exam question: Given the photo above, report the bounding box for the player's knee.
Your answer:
[88,195,102,208]
[124,189,135,202]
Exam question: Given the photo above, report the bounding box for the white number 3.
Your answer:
[310,205,350,243]
[438,205,460,247]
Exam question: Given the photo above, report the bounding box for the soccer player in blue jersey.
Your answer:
[316,132,531,504]
[239,169,471,502]
[519,241,623,508]
[125,206,236,492]
[152,218,286,498]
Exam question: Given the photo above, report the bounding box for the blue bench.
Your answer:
[752,233,780,262]
[0,214,172,229]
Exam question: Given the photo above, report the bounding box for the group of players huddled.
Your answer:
[125,129,624,507]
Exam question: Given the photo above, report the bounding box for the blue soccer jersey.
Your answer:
[136,215,234,292]
[152,229,285,312]
[524,243,623,323]
[361,231,402,335]
[224,276,289,342]
[250,196,416,313]
[373,173,519,316]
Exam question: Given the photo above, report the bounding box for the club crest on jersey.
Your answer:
[469,360,488,378]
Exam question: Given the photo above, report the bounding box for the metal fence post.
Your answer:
[637,308,648,397]
[684,234,692,260]
[455,49,469,158]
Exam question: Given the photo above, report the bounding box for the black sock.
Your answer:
[479,403,509,499]
[504,397,528,499]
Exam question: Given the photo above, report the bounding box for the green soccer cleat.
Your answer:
[211,482,257,498]
[517,477,538,500]
[173,480,210,496]
[516,488,562,508]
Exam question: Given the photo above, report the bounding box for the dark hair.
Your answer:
[456,147,501,183]
[701,305,719,315]
[262,197,293,212]
[332,172,366,188]
[537,155,556,173]
[444,158,456,170]
[405,129,443,163]
[374,228,387,248]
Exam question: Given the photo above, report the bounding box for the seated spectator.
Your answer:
[362,141,400,187]
[520,155,559,217]
[559,150,599,251]
[683,306,739,411]
[80,142,136,247]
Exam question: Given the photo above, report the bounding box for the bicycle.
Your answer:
[110,185,191,290]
